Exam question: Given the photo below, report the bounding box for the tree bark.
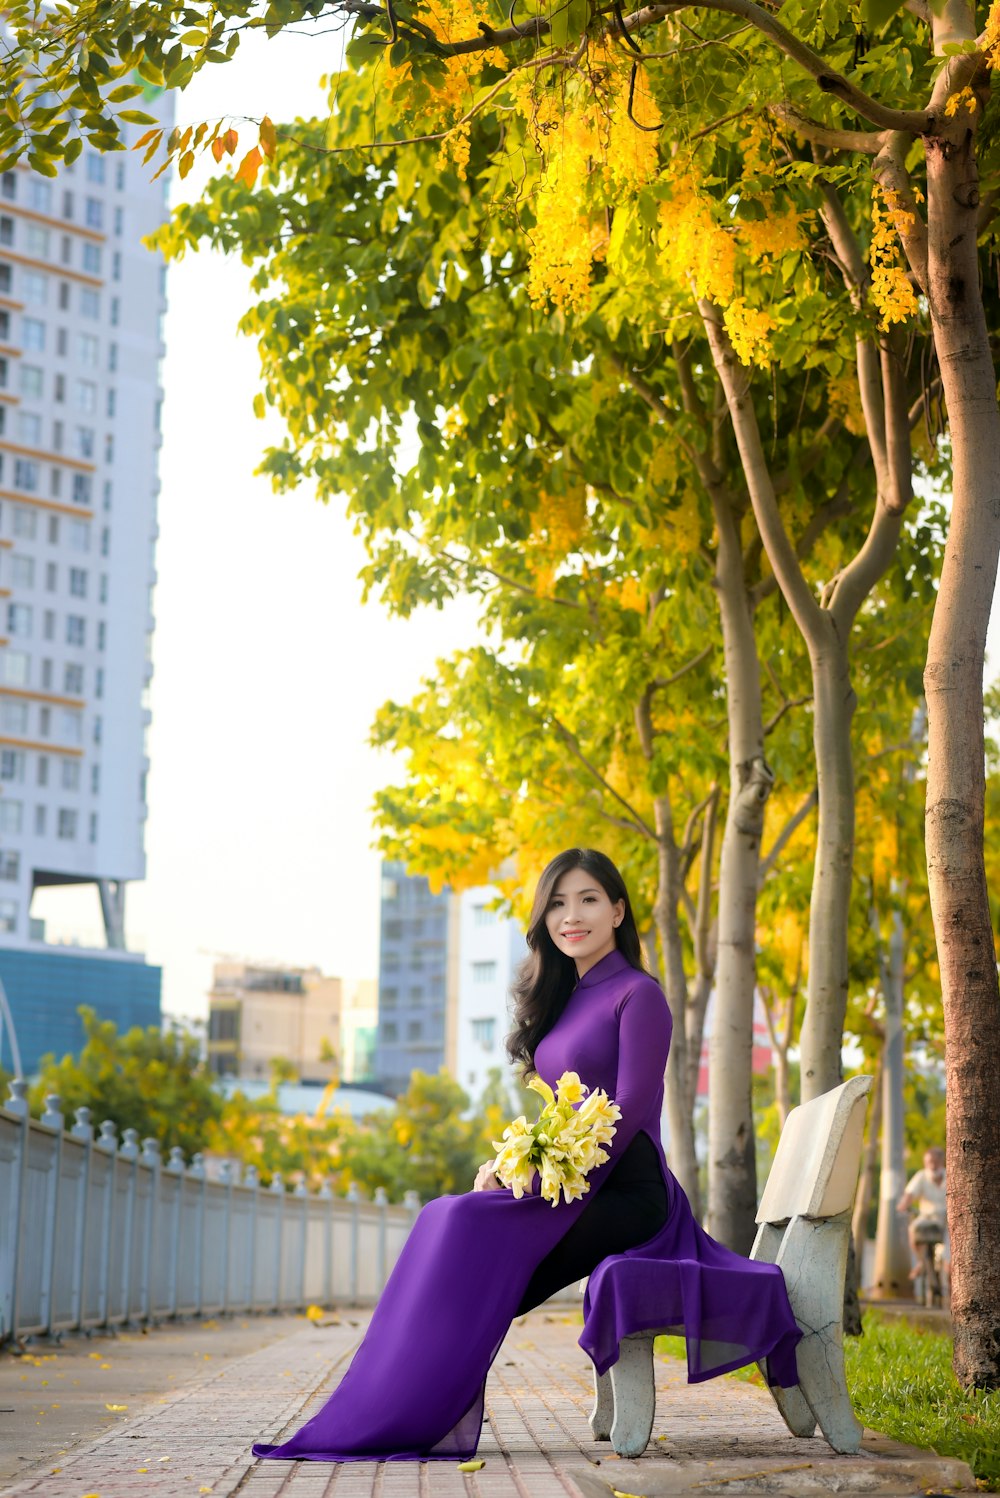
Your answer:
[852,1050,883,1279]
[706,487,771,1250]
[920,18,1000,1383]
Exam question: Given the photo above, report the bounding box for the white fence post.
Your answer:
[69,1107,95,1332]
[39,1093,65,1337]
[1,1080,30,1340]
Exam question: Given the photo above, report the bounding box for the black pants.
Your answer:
[515,1131,670,1316]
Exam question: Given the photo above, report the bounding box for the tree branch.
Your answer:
[763,692,812,737]
[759,787,818,883]
[550,714,658,841]
[770,103,884,155]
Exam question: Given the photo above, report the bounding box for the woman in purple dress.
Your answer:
[252,848,801,1464]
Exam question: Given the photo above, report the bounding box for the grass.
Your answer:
[655,1311,1000,1490]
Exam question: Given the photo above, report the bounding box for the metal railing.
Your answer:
[0,1081,420,1344]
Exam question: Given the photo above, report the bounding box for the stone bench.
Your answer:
[588,1075,872,1458]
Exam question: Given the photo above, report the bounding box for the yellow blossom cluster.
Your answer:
[670,495,704,558]
[944,84,978,117]
[739,206,809,265]
[985,2,1000,68]
[869,183,920,328]
[525,103,600,312]
[491,1071,621,1205]
[657,167,736,304]
[609,576,647,612]
[724,296,776,367]
[387,0,502,177]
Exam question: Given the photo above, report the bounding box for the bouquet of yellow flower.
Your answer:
[490,1070,622,1207]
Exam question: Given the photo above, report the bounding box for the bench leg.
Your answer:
[752,1219,818,1440]
[608,1332,656,1458]
[589,1367,613,1440]
[775,1214,863,1455]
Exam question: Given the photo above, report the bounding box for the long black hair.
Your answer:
[505,848,644,1076]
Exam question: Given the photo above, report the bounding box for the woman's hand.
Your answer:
[473,1161,503,1192]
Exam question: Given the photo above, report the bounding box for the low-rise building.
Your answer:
[206,960,342,1083]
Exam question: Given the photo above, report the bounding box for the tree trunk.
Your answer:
[922,100,1000,1388]
[706,491,771,1250]
[798,635,855,1101]
[852,1051,883,1278]
[869,904,912,1299]
[654,812,702,1215]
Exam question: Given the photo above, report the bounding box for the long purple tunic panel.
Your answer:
[252,949,801,1463]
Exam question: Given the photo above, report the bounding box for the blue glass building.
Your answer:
[0,944,161,1078]
[375,862,450,1096]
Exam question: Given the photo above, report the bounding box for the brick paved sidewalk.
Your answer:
[0,1311,976,1498]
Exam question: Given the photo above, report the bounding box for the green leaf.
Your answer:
[861,0,907,31]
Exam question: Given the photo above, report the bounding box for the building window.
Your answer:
[64,662,83,695]
[14,458,39,492]
[72,474,92,507]
[86,154,106,185]
[472,961,498,984]
[0,850,20,882]
[57,807,78,839]
[473,904,498,926]
[74,379,97,414]
[382,1021,398,1043]
[82,244,102,278]
[10,555,34,588]
[22,317,45,352]
[79,288,100,319]
[62,189,73,220]
[54,373,65,402]
[108,341,117,372]
[27,180,50,212]
[77,332,99,366]
[38,706,50,736]
[6,602,32,637]
[58,282,69,311]
[52,420,63,451]
[95,667,103,698]
[0,216,11,247]
[66,615,85,646]
[50,467,62,498]
[22,270,48,304]
[88,812,98,844]
[98,573,108,603]
[0,309,8,339]
[33,805,46,835]
[96,620,106,651]
[69,520,89,551]
[100,527,109,557]
[110,296,119,326]
[76,427,95,458]
[0,650,29,686]
[381,987,398,1008]
[25,224,50,258]
[93,714,102,744]
[0,900,17,933]
[20,364,43,398]
[114,162,125,191]
[61,758,81,790]
[106,387,116,418]
[0,357,7,390]
[0,699,28,734]
[45,562,56,591]
[47,515,59,544]
[91,763,100,794]
[1,172,16,200]
[12,507,37,540]
[42,608,55,641]
[69,566,87,597]
[113,205,123,236]
[84,197,103,230]
[60,235,72,266]
[406,1020,422,1041]
[0,749,25,782]
[0,265,10,294]
[0,799,22,834]
[36,755,48,786]
[59,709,82,744]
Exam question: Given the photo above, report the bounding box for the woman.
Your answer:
[252,848,801,1464]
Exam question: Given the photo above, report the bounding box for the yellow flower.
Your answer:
[555,1071,587,1104]
[526,1074,555,1107]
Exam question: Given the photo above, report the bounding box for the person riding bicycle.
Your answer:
[897,1146,949,1290]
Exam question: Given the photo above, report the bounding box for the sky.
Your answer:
[32,27,480,1022]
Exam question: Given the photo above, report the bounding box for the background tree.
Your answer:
[31,1007,224,1160]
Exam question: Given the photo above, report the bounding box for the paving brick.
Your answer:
[0,1310,978,1498]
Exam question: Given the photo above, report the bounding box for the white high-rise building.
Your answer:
[0,105,174,950]
[452,887,526,1107]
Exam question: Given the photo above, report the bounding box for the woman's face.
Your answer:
[544,865,625,978]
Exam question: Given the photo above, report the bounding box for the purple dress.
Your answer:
[252,949,801,1463]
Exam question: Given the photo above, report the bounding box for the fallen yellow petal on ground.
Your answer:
[457,1459,485,1471]
[104,1403,127,1411]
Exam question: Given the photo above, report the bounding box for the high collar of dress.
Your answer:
[576,947,633,988]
